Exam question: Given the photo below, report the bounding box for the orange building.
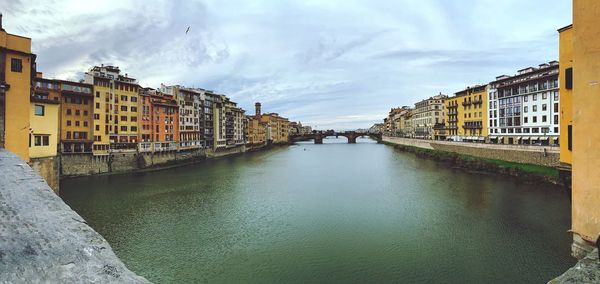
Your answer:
[58,79,94,153]
[138,88,179,152]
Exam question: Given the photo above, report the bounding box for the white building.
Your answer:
[488,61,560,145]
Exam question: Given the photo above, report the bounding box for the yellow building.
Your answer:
[1,15,35,161]
[84,65,140,154]
[563,1,600,259]
[444,85,487,142]
[558,25,573,168]
[253,102,289,144]
[247,103,267,145]
[29,97,59,158]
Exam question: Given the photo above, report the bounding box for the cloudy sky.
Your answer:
[4,0,571,129]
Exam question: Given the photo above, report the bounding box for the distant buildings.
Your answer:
[442,85,487,142]
[413,93,447,139]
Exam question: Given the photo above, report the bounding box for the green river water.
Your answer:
[61,137,574,283]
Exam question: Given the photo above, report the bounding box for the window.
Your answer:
[524,96,528,102]
[84,111,88,116]
[554,103,559,113]
[568,125,572,150]
[533,116,537,123]
[33,135,49,146]
[542,104,547,111]
[131,96,137,102]
[131,126,138,132]
[75,110,80,116]
[121,106,127,111]
[94,114,100,120]
[121,126,127,131]
[533,105,537,112]
[542,93,547,100]
[131,106,137,112]
[524,106,528,113]
[75,121,80,127]
[66,120,71,126]
[542,115,547,122]
[34,105,45,116]
[96,125,100,131]
[554,91,559,101]
[11,58,23,72]
[554,115,559,124]
[121,95,128,101]
[121,115,127,121]
[96,91,100,98]
[96,103,100,109]
[524,117,528,123]
[565,68,573,90]
[554,127,559,133]
[533,94,537,101]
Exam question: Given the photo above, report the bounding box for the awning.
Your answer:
[541,137,550,141]
[489,136,497,139]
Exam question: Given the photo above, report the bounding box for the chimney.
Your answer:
[255,102,262,116]
[0,13,4,31]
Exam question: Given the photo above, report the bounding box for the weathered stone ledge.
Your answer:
[550,249,599,283]
[0,150,150,283]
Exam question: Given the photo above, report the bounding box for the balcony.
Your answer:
[462,101,472,106]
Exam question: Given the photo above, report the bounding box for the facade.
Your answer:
[138,88,179,152]
[30,78,60,159]
[566,1,600,259]
[0,17,35,161]
[444,85,488,142]
[386,106,411,136]
[488,62,560,145]
[247,102,268,145]
[84,65,140,154]
[58,79,94,153]
[224,97,245,148]
[212,94,226,150]
[558,25,573,169]
[413,93,447,139]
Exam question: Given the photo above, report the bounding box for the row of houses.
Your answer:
[382,61,562,146]
[379,6,600,260]
[0,16,312,188]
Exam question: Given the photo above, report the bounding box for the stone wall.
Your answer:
[383,136,559,167]
[61,154,109,176]
[110,151,139,173]
[550,249,599,283]
[206,145,246,158]
[0,150,149,283]
[30,156,60,193]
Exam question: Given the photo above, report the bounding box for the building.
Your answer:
[138,88,179,152]
[251,102,289,144]
[413,93,447,139]
[444,85,488,142]
[488,61,560,145]
[0,14,36,161]
[58,79,94,153]
[224,96,245,148]
[558,25,573,173]
[212,94,227,150]
[30,73,60,192]
[562,1,600,259]
[84,65,140,154]
[247,102,268,146]
[386,106,412,136]
[159,84,205,150]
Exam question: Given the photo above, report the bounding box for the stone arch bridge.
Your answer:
[289,131,382,144]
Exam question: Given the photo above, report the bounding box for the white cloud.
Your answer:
[2,0,571,129]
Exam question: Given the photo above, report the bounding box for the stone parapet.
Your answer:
[0,150,149,283]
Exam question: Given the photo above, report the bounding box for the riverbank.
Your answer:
[382,137,564,187]
[58,143,288,182]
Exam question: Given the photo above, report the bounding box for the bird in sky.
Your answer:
[186,26,190,34]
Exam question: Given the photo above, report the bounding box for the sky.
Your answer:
[3,0,571,130]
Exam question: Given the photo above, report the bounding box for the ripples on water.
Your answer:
[61,137,574,283]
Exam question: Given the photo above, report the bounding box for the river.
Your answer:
[60,137,574,283]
